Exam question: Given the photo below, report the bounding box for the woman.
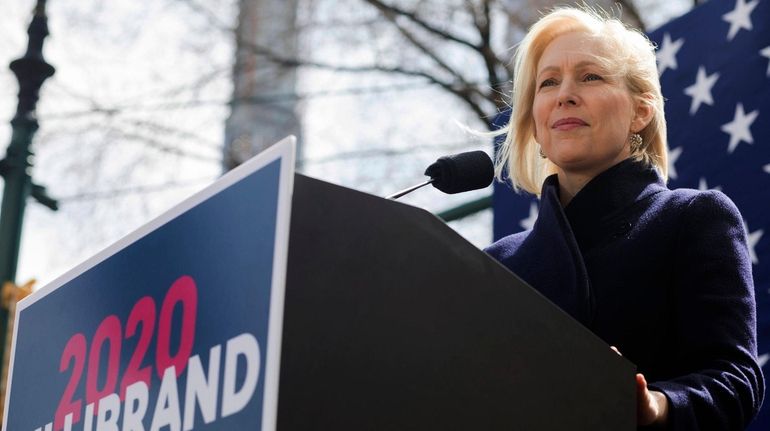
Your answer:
[485,7,764,430]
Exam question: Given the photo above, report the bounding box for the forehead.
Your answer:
[537,32,610,71]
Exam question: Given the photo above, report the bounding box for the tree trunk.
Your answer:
[224,0,302,171]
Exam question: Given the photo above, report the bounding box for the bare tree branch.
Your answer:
[371,2,494,108]
[111,127,221,163]
[360,0,482,52]
[350,0,507,125]
[121,118,222,152]
[466,0,511,109]
[236,38,491,123]
[57,177,216,203]
[376,7,467,83]
[175,0,235,32]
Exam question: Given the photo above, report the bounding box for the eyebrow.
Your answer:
[537,60,602,79]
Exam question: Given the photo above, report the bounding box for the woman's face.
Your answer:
[533,32,642,178]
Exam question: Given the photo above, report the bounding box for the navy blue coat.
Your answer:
[485,159,764,430]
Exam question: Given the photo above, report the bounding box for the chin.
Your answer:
[550,154,590,169]
[552,155,604,171]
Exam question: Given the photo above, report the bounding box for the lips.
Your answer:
[552,117,588,130]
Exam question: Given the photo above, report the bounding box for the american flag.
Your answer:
[491,0,770,428]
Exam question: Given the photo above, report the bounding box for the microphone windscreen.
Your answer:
[424,150,494,194]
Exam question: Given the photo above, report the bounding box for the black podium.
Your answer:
[277,174,635,430]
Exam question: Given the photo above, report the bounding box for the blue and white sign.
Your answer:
[2,137,296,431]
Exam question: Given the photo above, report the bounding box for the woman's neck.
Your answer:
[554,155,633,206]
[556,172,593,207]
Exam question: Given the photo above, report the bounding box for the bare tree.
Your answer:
[227,0,648,134]
[2,0,237,282]
[0,0,693,283]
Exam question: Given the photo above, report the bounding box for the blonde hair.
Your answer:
[495,7,668,195]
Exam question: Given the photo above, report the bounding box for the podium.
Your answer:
[1,139,634,431]
[278,174,636,430]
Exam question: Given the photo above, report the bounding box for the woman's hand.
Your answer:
[611,347,669,427]
[636,373,669,427]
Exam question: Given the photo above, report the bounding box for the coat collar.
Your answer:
[530,171,592,324]
[543,159,667,253]
[528,159,665,325]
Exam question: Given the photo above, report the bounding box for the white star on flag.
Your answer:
[698,177,722,191]
[745,221,764,265]
[723,0,759,41]
[764,164,770,174]
[721,103,760,154]
[684,66,720,115]
[668,146,683,180]
[656,33,685,76]
[759,353,769,368]
[519,202,538,230]
[761,46,770,77]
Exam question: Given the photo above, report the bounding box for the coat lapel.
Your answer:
[523,175,593,325]
[502,160,666,327]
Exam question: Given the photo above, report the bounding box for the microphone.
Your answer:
[387,150,494,200]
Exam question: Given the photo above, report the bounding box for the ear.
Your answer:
[630,94,655,133]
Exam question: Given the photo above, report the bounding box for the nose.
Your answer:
[557,79,578,107]
[558,96,577,107]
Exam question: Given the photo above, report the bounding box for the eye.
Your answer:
[539,78,557,88]
[584,73,603,82]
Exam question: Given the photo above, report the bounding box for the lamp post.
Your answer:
[0,0,58,366]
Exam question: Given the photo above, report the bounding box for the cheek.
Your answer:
[532,99,549,139]
[532,96,547,122]
[602,93,636,128]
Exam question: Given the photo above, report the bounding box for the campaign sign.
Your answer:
[2,137,296,431]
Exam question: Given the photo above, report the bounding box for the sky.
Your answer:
[1,0,232,287]
[0,0,693,288]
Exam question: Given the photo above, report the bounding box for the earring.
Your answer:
[629,133,643,152]
[538,146,547,159]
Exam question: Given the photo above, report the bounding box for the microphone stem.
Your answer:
[386,179,434,200]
